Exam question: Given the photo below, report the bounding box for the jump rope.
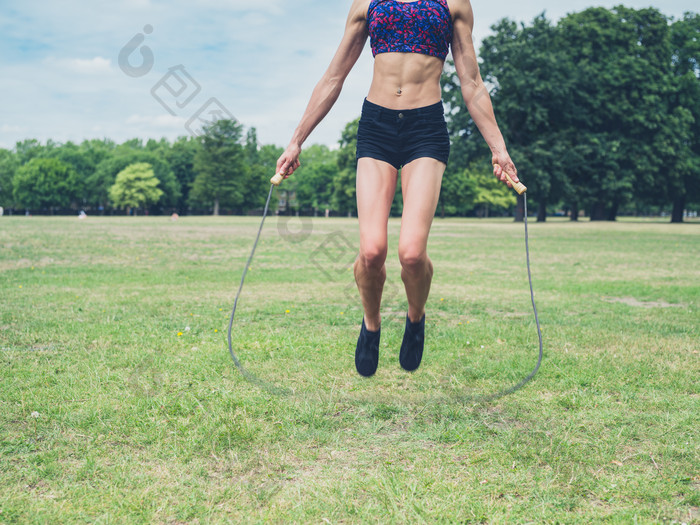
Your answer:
[227,166,543,403]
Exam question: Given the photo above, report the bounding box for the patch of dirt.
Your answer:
[602,297,684,309]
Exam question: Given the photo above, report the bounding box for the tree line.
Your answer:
[443,7,700,222]
[0,124,284,217]
[0,6,697,221]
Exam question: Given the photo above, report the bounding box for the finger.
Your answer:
[501,164,519,183]
[289,161,301,176]
[506,164,519,182]
[277,163,290,178]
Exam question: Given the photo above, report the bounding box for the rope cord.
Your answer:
[227,189,543,402]
[472,194,543,403]
[227,184,291,396]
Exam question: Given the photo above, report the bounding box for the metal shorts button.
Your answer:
[398,113,404,119]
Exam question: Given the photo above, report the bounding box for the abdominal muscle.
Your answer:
[366,52,445,109]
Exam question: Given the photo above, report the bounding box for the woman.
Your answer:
[276,0,520,377]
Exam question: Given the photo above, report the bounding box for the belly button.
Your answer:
[396,88,402,96]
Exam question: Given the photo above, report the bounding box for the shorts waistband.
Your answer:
[362,98,444,122]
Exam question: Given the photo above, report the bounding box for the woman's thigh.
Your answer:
[398,157,446,258]
[356,157,398,256]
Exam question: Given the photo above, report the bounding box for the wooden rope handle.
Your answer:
[494,164,527,195]
[270,171,285,186]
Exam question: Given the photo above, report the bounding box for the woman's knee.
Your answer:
[398,245,428,272]
[359,243,387,270]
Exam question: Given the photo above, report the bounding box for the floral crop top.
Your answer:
[367,0,453,60]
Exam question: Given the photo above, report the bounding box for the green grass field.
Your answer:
[1,215,698,524]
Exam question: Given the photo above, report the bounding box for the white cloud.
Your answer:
[123,0,152,8]
[126,114,187,129]
[56,57,114,75]
[195,0,284,15]
[1,124,25,134]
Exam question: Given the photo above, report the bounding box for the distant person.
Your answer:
[276,0,519,377]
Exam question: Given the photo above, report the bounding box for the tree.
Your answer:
[145,137,171,156]
[12,158,78,213]
[559,7,674,220]
[190,119,247,215]
[0,148,19,208]
[165,136,201,213]
[295,144,338,214]
[468,167,517,217]
[14,139,54,165]
[253,143,283,212]
[438,166,475,217]
[88,151,180,213]
[666,13,700,222]
[443,7,696,221]
[241,128,279,212]
[47,140,113,209]
[332,118,360,216]
[117,138,145,152]
[108,163,163,214]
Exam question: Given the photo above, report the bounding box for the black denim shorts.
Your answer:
[355,98,450,170]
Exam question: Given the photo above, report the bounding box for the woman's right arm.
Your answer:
[276,0,370,177]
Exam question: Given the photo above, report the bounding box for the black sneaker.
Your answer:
[355,319,380,377]
[399,314,425,372]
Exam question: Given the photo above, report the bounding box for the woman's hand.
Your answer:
[276,143,302,179]
[492,151,519,188]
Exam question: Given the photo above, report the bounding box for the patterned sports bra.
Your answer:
[367,0,453,61]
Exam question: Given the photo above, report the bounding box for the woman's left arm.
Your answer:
[449,0,519,185]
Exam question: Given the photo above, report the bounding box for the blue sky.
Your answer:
[0,0,697,150]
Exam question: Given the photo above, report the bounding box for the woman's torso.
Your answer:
[364,0,454,109]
